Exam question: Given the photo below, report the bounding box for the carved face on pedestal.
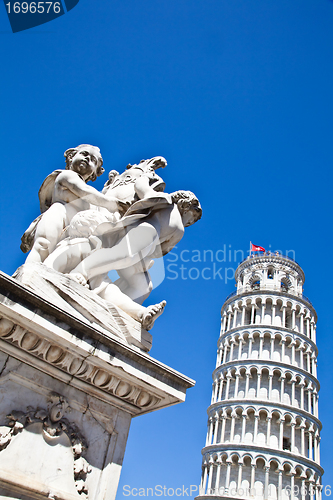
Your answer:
[70,145,103,181]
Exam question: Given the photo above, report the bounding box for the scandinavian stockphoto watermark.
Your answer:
[165,245,296,282]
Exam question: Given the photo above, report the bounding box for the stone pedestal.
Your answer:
[0,271,194,500]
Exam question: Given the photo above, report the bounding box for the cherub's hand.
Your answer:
[117,199,131,215]
[106,196,130,215]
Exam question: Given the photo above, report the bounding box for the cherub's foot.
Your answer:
[141,300,166,330]
[68,272,89,288]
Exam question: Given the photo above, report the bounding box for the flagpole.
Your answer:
[249,241,252,256]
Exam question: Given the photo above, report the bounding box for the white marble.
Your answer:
[0,273,195,500]
[20,147,202,331]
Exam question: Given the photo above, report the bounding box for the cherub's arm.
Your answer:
[134,174,167,200]
[156,206,185,256]
[58,171,127,212]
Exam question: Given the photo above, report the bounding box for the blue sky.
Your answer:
[1,0,333,495]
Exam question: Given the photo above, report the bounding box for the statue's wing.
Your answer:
[20,213,43,253]
[38,169,63,213]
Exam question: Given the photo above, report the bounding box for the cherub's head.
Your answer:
[64,144,104,182]
[171,190,202,227]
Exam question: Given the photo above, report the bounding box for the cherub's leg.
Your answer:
[44,238,92,274]
[99,282,166,330]
[26,204,67,264]
[70,222,159,281]
[116,266,153,304]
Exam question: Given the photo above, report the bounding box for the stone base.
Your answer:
[0,271,195,500]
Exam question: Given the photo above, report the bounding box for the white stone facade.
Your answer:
[198,254,323,500]
[0,271,194,499]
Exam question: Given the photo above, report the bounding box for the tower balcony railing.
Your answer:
[223,289,312,306]
[243,251,298,264]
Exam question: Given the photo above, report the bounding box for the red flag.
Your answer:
[251,243,265,252]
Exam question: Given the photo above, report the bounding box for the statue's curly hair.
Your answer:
[64,144,104,182]
[171,190,202,225]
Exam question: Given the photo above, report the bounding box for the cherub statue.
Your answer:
[21,145,126,263]
[43,189,202,329]
[19,150,202,332]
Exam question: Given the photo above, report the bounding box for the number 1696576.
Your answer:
[5,2,61,14]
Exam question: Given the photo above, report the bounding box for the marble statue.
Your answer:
[21,144,127,263]
[18,145,202,335]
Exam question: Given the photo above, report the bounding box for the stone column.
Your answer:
[207,461,214,494]
[268,374,273,399]
[292,308,296,330]
[227,311,232,331]
[291,340,296,364]
[225,462,232,492]
[223,341,228,363]
[201,465,208,495]
[281,305,286,328]
[299,345,304,370]
[254,414,259,444]
[225,374,231,400]
[264,466,270,500]
[245,372,250,397]
[238,337,243,360]
[278,469,283,500]
[266,416,271,446]
[306,316,310,338]
[300,421,306,456]
[256,372,261,399]
[272,303,276,326]
[251,304,256,325]
[290,474,295,500]
[259,335,264,358]
[279,418,284,450]
[230,411,237,442]
[237,463,243,491]
[308,430,313,460]
[300,381,305,410]
[220,415,227,443]
[207,417,214,445]
[301,479,306,500]
[291,422,296,452]
[281,339,286,362]
[222,313,227,334]
[250,464,256,494]
[234,373,240,398]
[261,302,266,324]
[307,386,312,414]
[248,336,253,358]
[291,379,296,406]
[241,305,246,326]
[213,414,219,444]
[233,307,238,329]
[280,376,285,404]
[241,413,247,443]
[229,340,235,362]
[215,461,222,494]
[299,311,304,335]
[217,376,224,401]
[270,337,275,360]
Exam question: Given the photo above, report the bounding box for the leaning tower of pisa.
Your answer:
[197,253,323,500]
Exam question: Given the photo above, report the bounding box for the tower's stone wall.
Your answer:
[197,254,323,500]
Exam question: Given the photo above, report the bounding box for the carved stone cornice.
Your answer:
[0,272,195,417]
